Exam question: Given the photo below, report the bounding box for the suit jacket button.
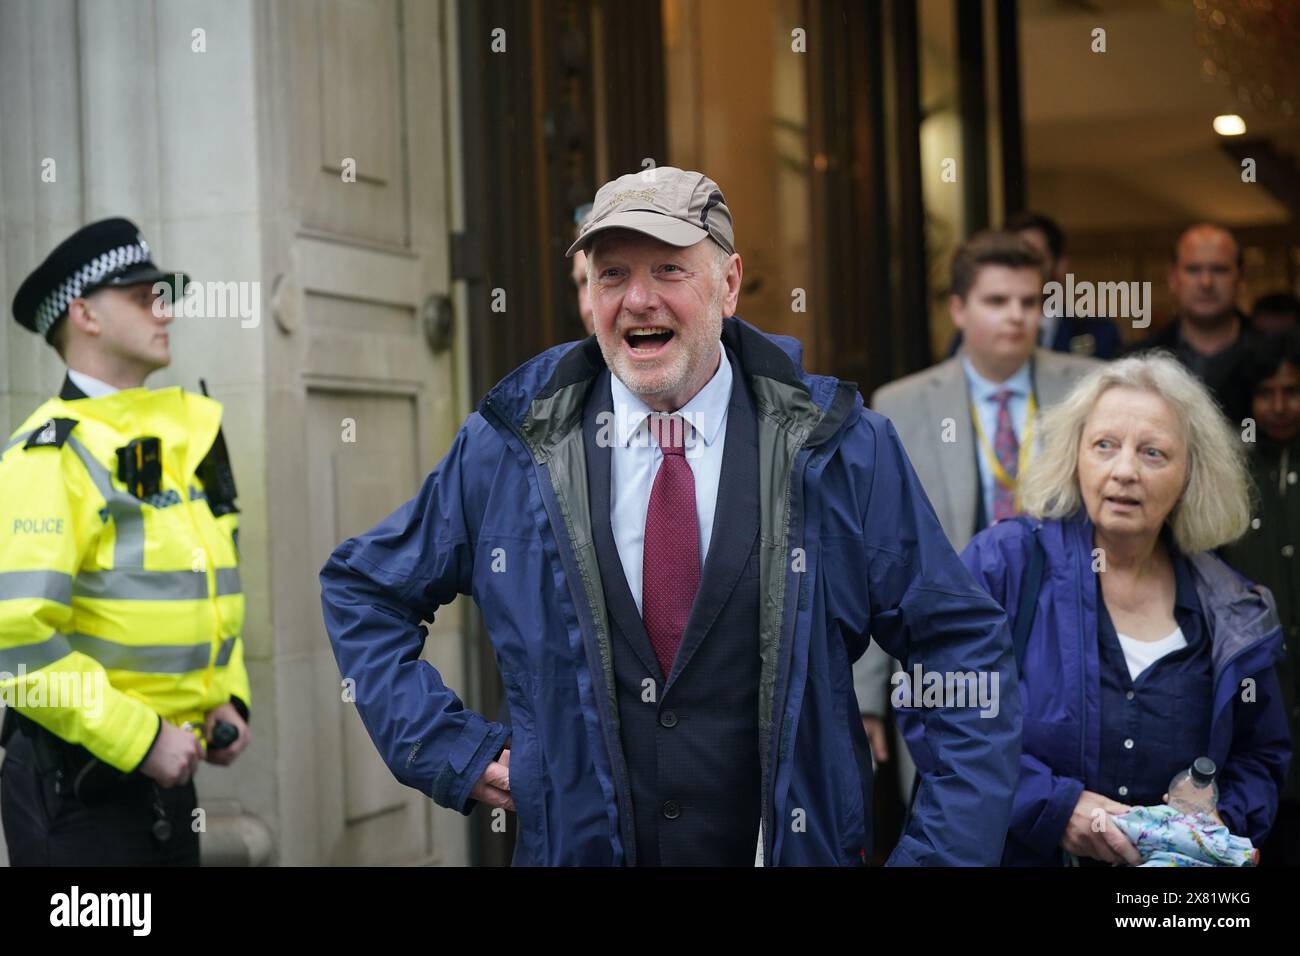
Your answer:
[663,800,680,820]
[659,710,678,728]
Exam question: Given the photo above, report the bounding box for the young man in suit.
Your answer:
[947,212,1121,360]
[856,230,1099,798]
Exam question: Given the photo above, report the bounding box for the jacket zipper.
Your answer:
[763,435,822,864]
[481,398,638,865]
[764,388,856,864]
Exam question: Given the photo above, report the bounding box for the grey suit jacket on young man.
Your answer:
[854,348,1101,727]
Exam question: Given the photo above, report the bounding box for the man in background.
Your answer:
[570,203,595,334]
[1008,211,1120,359]
[1250,291,1300,339]
[1126,222,1253,423]
[947,211,1120,360]
[856,231,1098,804]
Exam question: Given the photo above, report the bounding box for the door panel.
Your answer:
[267,0,464,865]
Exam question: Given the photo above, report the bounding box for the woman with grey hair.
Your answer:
[959,352,1290,866]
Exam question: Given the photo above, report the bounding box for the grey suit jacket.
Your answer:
[853,348,1100,718]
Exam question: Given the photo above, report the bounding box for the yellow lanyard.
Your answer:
[971,390,1037,493]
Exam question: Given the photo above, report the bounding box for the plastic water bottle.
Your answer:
[1167,756,1219,815]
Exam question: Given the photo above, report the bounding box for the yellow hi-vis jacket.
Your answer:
[0,386,249,772]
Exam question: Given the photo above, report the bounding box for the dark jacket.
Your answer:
[1222,438,1300,803]
[319,316,1022,865]
[1123,318,1254,424]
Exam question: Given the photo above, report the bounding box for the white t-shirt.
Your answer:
[1116,627,1187,682]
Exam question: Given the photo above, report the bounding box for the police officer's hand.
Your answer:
[202,701,250,766]
[1061,789,1143,865]
[140,720,204,788]
[470,748,515,812]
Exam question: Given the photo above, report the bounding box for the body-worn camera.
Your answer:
[115,436,162,499]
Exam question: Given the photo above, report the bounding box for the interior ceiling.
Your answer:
[1019,0,1300,225]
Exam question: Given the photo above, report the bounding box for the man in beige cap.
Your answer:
[321,167,1020,866]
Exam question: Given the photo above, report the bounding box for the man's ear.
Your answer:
[65,296,101,338]
[722,254,743,315]
[949,293,967,330]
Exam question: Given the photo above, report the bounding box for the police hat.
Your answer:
[12,218,189,341]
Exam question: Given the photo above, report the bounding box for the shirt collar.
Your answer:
[960,353,1033,404]
[66,368,121,398]
[609,340,731,448]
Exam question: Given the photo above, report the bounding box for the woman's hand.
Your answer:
[1061,790,1143,865]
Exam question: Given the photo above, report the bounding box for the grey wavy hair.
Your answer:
[1018,351,1251,554]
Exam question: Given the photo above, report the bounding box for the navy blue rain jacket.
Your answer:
[320,316,1021,865]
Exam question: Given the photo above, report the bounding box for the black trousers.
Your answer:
[1,725,200,867]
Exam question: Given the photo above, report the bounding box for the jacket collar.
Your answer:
[59,372,88,401]
[480,315,858,455]
[44,386,224,483]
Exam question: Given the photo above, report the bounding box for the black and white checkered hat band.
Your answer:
[33,240,151,336]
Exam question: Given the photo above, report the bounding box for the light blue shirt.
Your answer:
[961,355,1034,526]
[609,340,731,616]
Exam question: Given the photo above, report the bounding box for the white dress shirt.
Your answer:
[67,369,120,398]
[609,340,732,616]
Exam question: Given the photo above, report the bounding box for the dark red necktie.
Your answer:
[641,413,700,678]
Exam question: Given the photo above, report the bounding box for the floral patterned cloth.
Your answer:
[1109,804,1258,867]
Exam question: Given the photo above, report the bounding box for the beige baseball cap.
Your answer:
[565,167,735,258]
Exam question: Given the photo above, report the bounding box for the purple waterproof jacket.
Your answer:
[955,511,1291,866]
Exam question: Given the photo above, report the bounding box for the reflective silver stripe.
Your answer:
[64,632,222,674]
[73,568,210,601]
[0,429,40,460]
[214,635,237,667]
[0,631,238,674]
[215,567,241,597]
[0,632,74,671]
[108,504,146,566]
[0,570,74,605]
[65,435,145,568]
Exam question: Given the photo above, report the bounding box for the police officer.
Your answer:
[0,218,251,865]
